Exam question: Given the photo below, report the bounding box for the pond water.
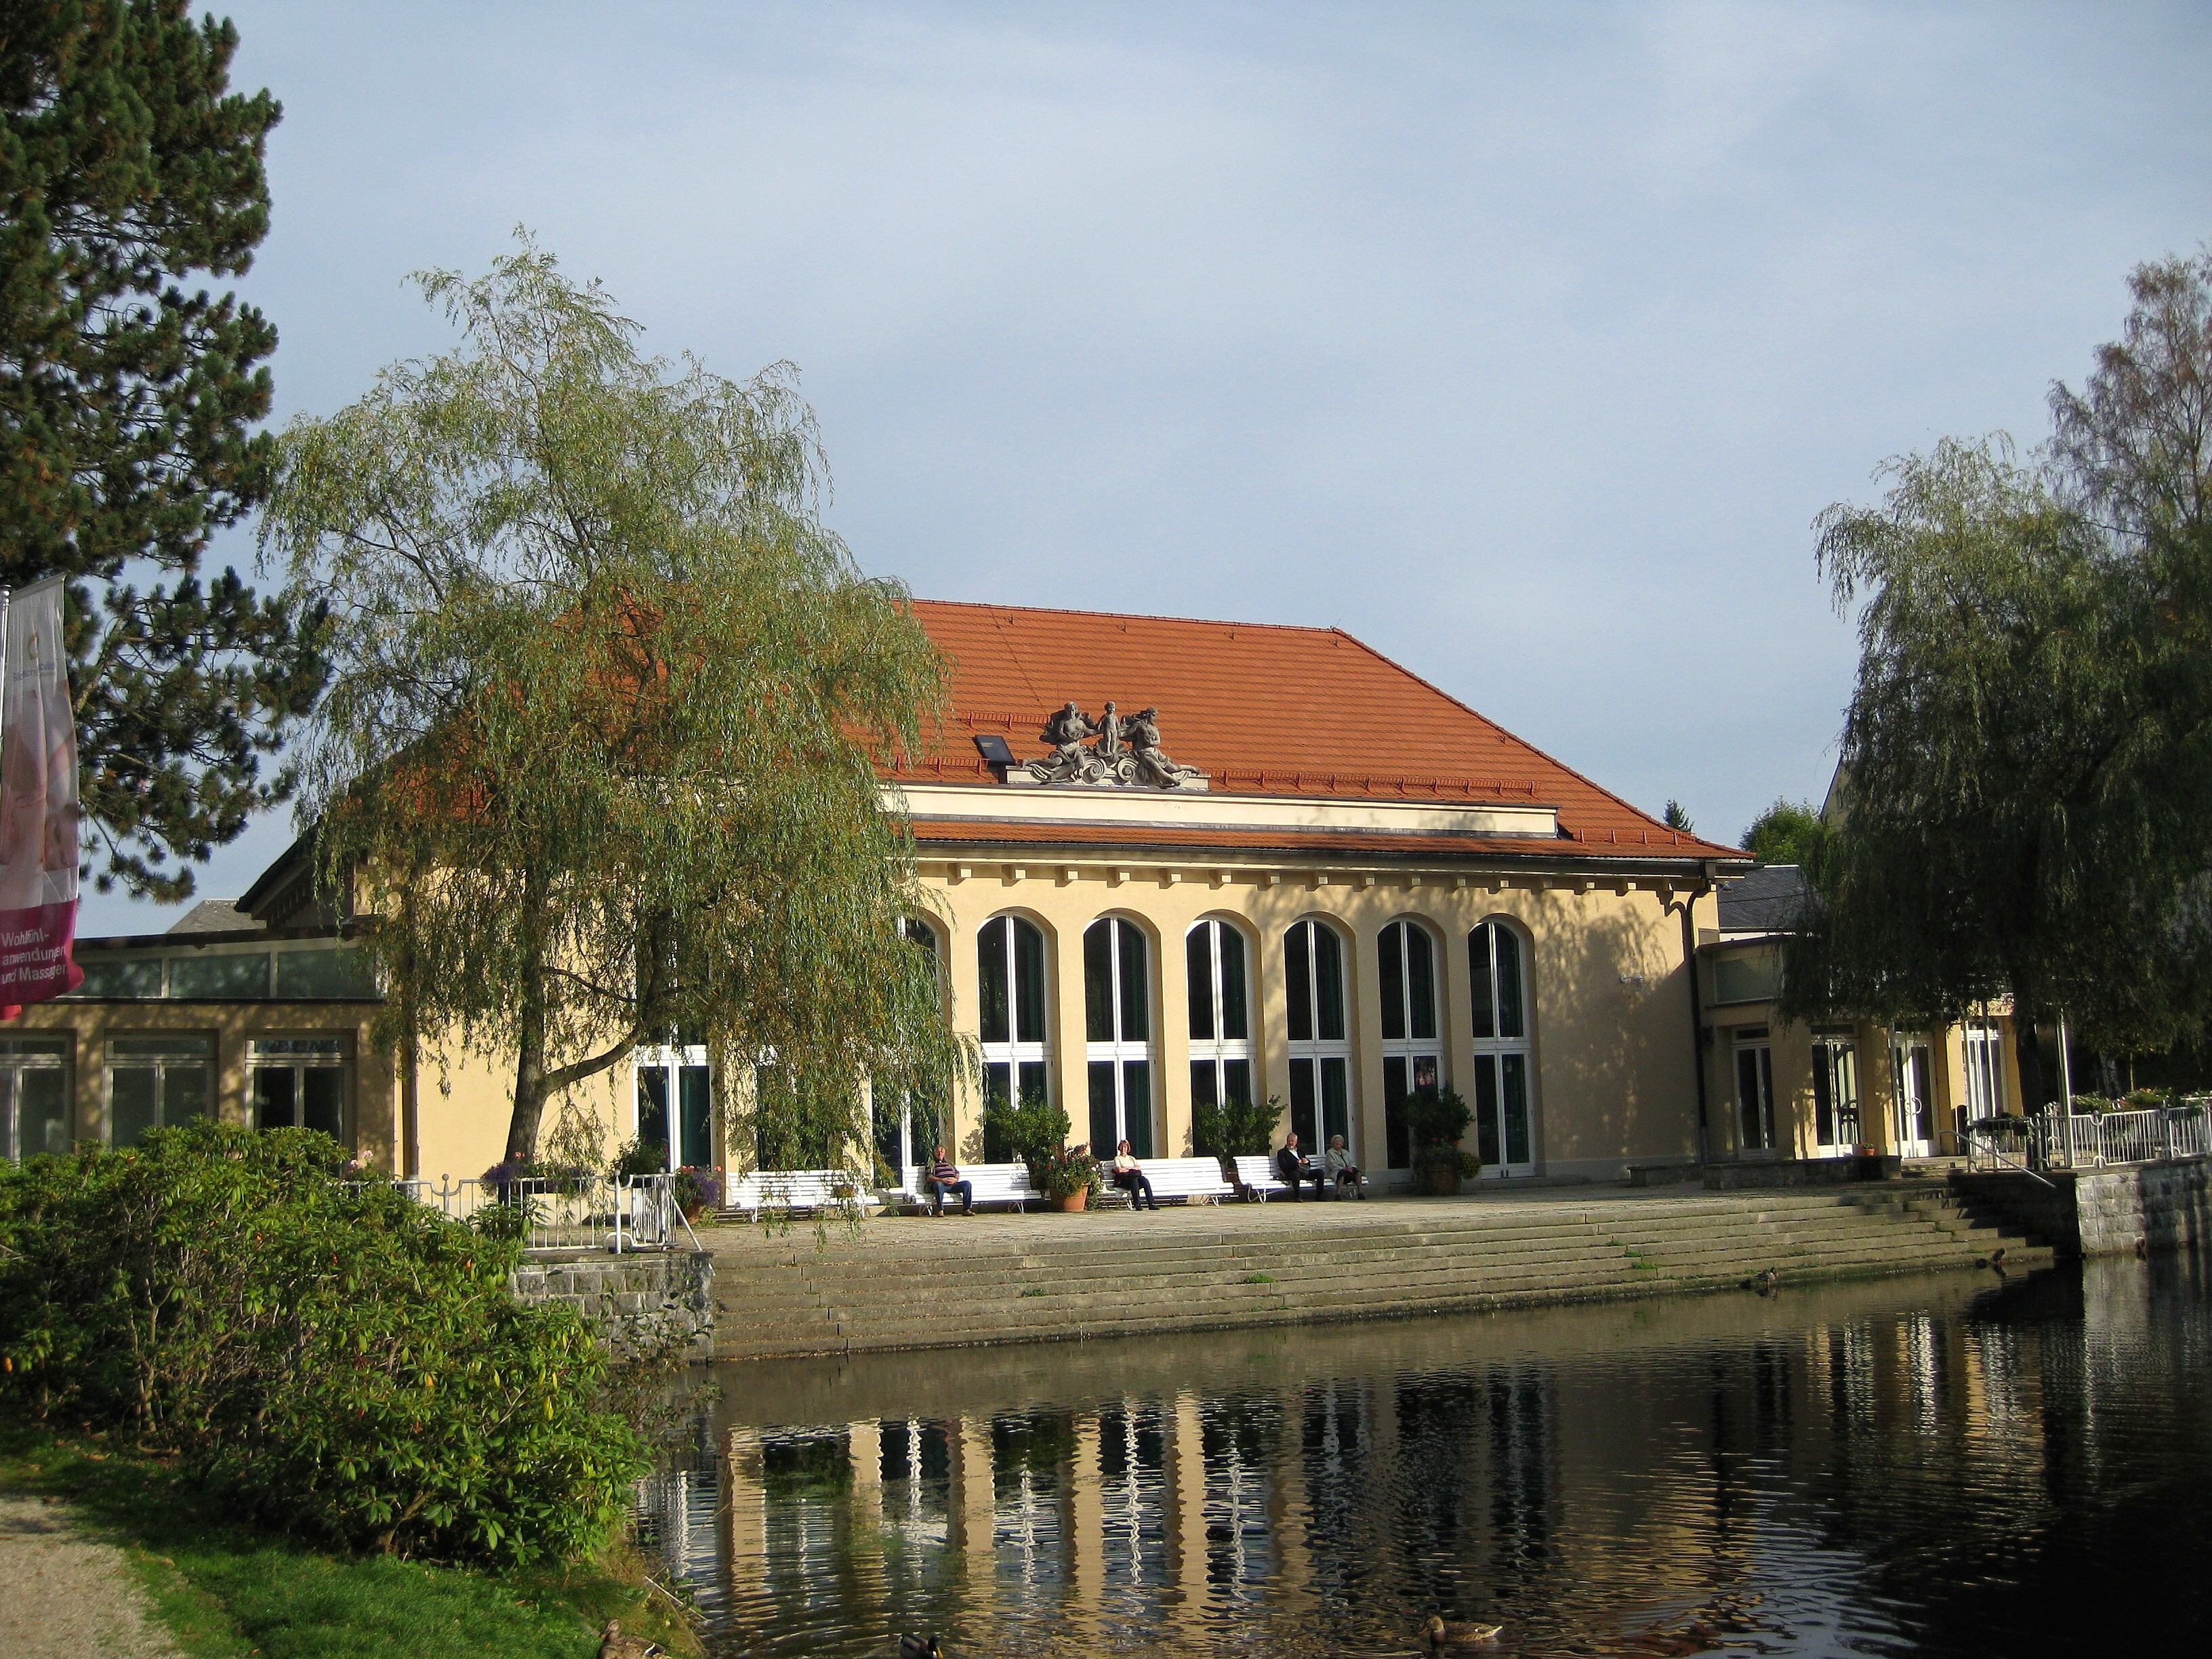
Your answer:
[638,1257,2212,1657]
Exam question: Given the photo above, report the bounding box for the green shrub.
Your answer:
[1393,1084,1474,1149]
[0,1120,644,1565]
[981,1088,1071,1184]
[1189,1094,1282,1156]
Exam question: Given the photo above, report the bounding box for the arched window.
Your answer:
[979,915,1050,1109]
[1380,920,1442,1169]
[1085,918,1153,1158]
[1469,921,1534,1175]
[876,918,941,1178]
[1285,919,1353,1156]
[1186,919,1252,1112]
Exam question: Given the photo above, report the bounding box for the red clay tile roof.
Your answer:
[894,600,1741,861]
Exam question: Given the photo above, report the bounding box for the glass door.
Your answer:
[636,1043,713,1171]
[1733,1029,1776,1153]
[1891,1033,1934,1158]
[0,1039,70,1160]
[1284,920,1353,1158]
[1469,922,1536,1176]
[1811,1027,1862,1155]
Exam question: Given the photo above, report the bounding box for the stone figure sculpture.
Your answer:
[1125,706,1202,787]
[1017,699,1208,790]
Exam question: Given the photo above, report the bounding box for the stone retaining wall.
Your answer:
[1953,1157,2212,1257]
[509,1249,715,1357]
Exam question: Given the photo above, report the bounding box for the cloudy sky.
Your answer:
[84,0,2212,934]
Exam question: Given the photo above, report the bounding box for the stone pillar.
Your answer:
[1069,1412,1105,1628]
[949,1417,997,1591]
[1052,910,1090,1147]
[1155,913,1193,1157]
[1167,1391,1210,1616]
[724,1427,766,1597]
[848,1418,882,1521]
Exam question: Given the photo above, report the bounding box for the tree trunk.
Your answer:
[505,865,553,1163]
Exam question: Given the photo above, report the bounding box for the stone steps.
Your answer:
[702,1189,2050,1357]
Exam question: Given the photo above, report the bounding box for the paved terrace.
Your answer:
[695,1180,2045,1360]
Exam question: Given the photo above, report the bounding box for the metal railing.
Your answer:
[1965,1099,2211,1174]
[361,1172,701,1254]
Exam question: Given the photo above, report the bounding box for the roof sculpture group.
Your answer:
[1021,701,1208,790]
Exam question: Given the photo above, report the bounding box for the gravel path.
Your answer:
[0,1490,183,1658]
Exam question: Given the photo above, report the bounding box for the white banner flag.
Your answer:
[0,576,83,1012]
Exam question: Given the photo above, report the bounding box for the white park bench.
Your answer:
[1101,1155,1235,1206]
[891,1162,1040,1212]
[722,1169,868,1219]
[1233,1153,1334,1201]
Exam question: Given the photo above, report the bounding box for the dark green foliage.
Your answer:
[1662,799,1694,833]
[1788,249,2212,1060]
[1189,1092,1280,1156]
[1396,1083,1473,1149]
[981,1088,1069,1184]
[1740,798,1822,865]
[0,1120,644,1564]
[2,1,329,899]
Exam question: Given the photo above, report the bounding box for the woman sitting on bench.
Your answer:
[926,1146,973,1216]
[1325,1133,1366,1199]
[1111,1140,1160,1210]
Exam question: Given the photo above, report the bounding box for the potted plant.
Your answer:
[1191,1093,1284,1193]
[1041,1145,1101,1212]
[1400,1084,1479,1195]
[670,1166,722,1221]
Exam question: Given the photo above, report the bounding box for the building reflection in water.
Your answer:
[638,1258,2211,1658]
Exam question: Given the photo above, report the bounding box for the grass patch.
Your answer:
[1019,1286,1049,1297]
[0,1428,699,1659]
[1242,1272,1277,1284]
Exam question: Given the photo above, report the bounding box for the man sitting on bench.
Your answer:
[1275,1132,1324,1200]
[926,1145,973,1216]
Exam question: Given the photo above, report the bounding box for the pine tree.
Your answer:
[1,1,327,899]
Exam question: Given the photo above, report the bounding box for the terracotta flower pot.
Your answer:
[1052,1188,1089,1212]
[1418,1160,1463,1196]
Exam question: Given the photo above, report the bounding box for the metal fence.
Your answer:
[369,1172,700,1254]
[1964,1100,2212,1174]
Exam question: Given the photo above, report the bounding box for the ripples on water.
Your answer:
[635,1255,2212,1657]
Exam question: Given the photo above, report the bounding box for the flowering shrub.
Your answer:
[670,1166,722,1214]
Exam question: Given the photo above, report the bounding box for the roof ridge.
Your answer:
[910,596,1339,640]
[1322,628,1745,859]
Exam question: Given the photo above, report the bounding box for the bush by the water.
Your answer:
[0,1120,644,1564]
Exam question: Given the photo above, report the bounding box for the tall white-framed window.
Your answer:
[1469,921,1536,1176]
[106,1036,212,1147]
[636,1038,712,1172]
[1733,1027,1776,1151]
[1891,1030,1935,1156]
[1185,918,1253,1114]
[876,917,943,1180]
[1,1038,70,1161]
[979,914,1051,1113]
[1811,1027,1862,1153]
[1284,918,1353,1156]
[1379,919,1443,1170]
[1085,917,1154,1159]
[1962,1015,2006,1128]
[250,1038,347,1138]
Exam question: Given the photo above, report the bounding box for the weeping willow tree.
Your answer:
[260,238,961,1167]
[1784,249,2212,1073]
